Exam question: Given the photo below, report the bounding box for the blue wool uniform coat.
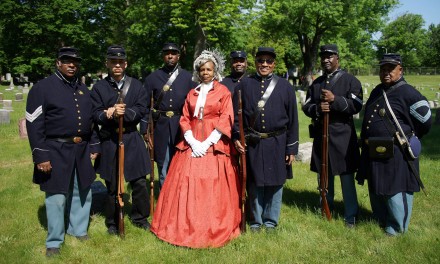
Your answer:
[221,73,248,94]
[26,71,99,193]
[358,78,432,195]
[140,66,195,164]
[302,70,363,176]
[91,76,151,181]
[233,74,299,186]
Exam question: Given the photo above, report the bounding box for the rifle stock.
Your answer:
[117,102,126,237]
[237,90,247,232]
[149,93,155,216]
[320,112,332,221]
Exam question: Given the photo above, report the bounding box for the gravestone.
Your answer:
[0,93,3,102]
[3,100,13,110]
[22,87,29,94]
[428,101,434,109]
[434,100,439,108]
[18,118,28,139]
[6,73,11,81]
[364,88,368,95]
[15,93,23,101]
[0,109,10,124]
[296,142,313,163]
[436,92,440,99]
[353,113,360,120]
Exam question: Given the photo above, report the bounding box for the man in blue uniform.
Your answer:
[91,45,151,234]
[26,47,100,257]
[233,47,299,232]
[302,44,362,227]
[221,50,248,94]
[141,43,195,189]
[357,54,431,236]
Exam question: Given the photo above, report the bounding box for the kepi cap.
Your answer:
[256,47,276,58]
[107,45,126,59]
[58,47,82,61]
[379,53,402,66]
[319,44,339,56]
[230,50,247,59]
[162,42,180,53]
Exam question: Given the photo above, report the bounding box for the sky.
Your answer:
[388,0,440,28]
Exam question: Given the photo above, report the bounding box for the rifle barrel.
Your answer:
[320,112,332,221]
[238,90,247,232]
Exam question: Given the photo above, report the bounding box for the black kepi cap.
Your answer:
[379,53,402,66]
[57,47,82,61]
[319,44,339,56]
[162,42,180,53]
[107,45,126,59]
[230,50,247,59]
[256,47,276,58]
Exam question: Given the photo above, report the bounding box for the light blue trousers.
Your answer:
[45,170,92,248]
[248,181,283,228]
[369,191,414,235]
[318,173,359,224]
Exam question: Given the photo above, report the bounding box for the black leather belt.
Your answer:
[155,110,181,118]
[115,126,138,133]
[47,136,86,144]
[248,128,287,139]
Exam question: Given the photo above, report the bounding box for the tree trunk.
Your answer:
[193,21,207,60]
[297,32,321,89]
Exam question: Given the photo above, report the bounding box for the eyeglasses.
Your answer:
[256,58,275,64]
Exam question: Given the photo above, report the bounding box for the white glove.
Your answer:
[184,130,205,157]
[198,129,223,154]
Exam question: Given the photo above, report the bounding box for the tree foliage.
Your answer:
[377,13,428,67]
[257,0,398,85]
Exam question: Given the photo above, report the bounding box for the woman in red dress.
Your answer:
[150,50,241,248]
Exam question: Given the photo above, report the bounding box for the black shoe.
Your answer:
[76,235,90,241]
[265,226,277,233]
[249,226,261,233]
[345,222,355,229]
[46,248,60,257]
[134,221,151,230]
[107,226,118,235]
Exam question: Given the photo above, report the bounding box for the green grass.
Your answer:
[0,76,439,263]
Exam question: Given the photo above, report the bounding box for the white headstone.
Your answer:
[364,88,368,95]
[436,92,440,99]
[428,101,435,108]
[22,88,29,94]
[0,109,10,124]
[3,100,13,110]
[296,142,313,163]
[5,73,11,81]
[353,113,360,120]
[15,93,23,101]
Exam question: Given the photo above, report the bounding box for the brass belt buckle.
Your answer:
[165,111,174,117]
[260,133,269,139]
[73,136,83,143]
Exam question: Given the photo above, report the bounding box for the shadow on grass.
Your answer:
[282,187,375,223]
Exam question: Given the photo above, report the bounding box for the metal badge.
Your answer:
[257,100,264,108]
[376,146,387,153]
[79,90,84,95]
[379,108,386,117]
[163,85,170,91]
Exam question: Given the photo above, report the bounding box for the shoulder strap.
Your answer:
[325,70,345,90]
[154,67,180,109]
[250,75,279,128]
[381,91,426,194]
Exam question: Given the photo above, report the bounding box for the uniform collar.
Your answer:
[162,64,180,74]
[108,74,126,89]
[55,70,79,86]
[324,68,341,78]
[255,73,274,81]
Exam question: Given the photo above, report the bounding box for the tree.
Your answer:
[125,0,256,77]
[257,0,398,86]
[425,23,440,67]
[0,0,122,80]
[377,13,428,67]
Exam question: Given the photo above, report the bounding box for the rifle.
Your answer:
[320,112,332,221]
[117,97,125,237]
[148,92,155,216]
[237,90,247,232]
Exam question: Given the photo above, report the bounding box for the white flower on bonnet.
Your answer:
[192,49,225,82]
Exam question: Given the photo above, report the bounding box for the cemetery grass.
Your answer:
[0,79,439,264]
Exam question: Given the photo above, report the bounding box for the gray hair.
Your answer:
[193,49,225,82]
